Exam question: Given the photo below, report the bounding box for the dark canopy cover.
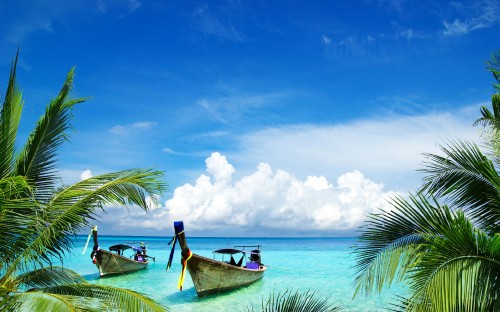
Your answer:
[109,244,143,253]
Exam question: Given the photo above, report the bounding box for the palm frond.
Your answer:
[0,176,30,200]
[1,291,101,312]
[38,284,169,312]
[0,199,40,274]
[4,169,166,280]
[473,94,500,157]
[387,295,411,312]
[419,140,500,233]
[0,51,23,179]
[0,176,38,273]
[486,49,500,91]
[15,266,87,290]
[49,169,167,211]
[472,94,500,129]
[354,243,422,297]
[407,211,500,311]
[14,67,86,199]
[247,289,341,312]
[353,193,459,297]
[408,259,500,312]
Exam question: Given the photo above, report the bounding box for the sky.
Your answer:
[1,0,499,237]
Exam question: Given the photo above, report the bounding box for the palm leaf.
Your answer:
[1,291,101,312]
[473,94,500,157]
[353,193,461,296]
[0,176,30,200]
[4,169,166,280]
[0,199,40,272]
[486,49,500,91]
[472,94,500,130]
[405,211,500,311]
[0,51,23,179]
[248,289,341,312]
[0,176,38,274]
[14,67,86,200]
[38,284,169,312]
[419,140,500,233]
[15,267,87,290]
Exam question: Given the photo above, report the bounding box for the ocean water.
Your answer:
[63,235,406,311]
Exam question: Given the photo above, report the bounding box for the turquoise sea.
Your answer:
[65,235,406,311]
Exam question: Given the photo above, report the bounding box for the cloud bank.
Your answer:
[103,152,398,236]
[83,105,482,236]
[229,107,481,193]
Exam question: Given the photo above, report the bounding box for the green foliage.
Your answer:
[0,52,168,311]
[247,290,342,312]
[419,140,500,233]
[486,49,500,91]
[353,50,500,311]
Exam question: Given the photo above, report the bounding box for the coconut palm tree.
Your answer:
[353,50,500,311]
[0,52,168,311]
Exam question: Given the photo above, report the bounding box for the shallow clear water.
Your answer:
[64,235,406,311]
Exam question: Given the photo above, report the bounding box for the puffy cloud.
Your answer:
[98,152,396,236]
[80,169,93,180]
[154,152,397,236]
[82,105,482,236]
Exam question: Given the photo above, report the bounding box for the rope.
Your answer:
[178,249,192,291]
[166,232,180,271]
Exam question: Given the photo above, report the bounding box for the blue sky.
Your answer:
[1,0,499,236]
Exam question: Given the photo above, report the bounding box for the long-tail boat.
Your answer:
[167,221,267,297]
[83,226,154,277]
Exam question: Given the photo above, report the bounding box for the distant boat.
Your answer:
[85,226,154,277]
[167,221,267,297]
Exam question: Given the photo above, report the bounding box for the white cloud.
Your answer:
[145,194,162,210]
[110,121,156,135]
[96,0,142,16]
[322,34,332,46]
[138,152,397,236]
[197,92,288,124]
[94,152,398,236]
[194,3,243,42]
[231,105,482,192]
[80,169,93,180]
[91,104,484,236]
[128,0,142,13]
[442,19,475,36]
[441,0,500,36]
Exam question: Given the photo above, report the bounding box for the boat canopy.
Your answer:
[213,248,260,255]
[109,244,143,253]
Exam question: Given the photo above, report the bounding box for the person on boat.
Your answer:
[133,242,147,262]
[135,248,144,262]
[250,250,261,263]
[140,242,146,256]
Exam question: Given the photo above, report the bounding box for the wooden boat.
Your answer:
[167,221,267,296]
[87,226,153,277]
